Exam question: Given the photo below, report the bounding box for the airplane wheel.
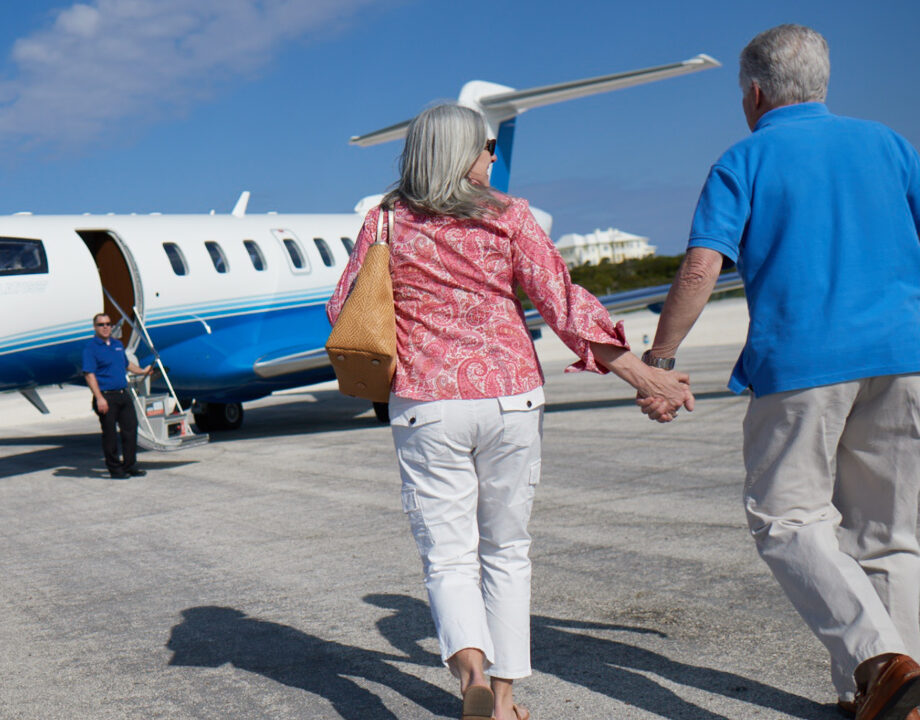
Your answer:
[211,402,244,430]
[373,402,390,424]
[194,403,244,431]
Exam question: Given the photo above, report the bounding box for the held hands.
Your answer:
[587,344,694,423]
[635,368,694,423]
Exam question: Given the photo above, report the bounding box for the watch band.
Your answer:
[641,350,676,370]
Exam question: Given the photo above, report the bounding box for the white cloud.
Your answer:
[0,0,381,149]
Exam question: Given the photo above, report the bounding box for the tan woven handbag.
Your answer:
[325,207,397,402]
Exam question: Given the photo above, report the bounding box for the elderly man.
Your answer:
[642,24,920,720]
[83,313,152,479]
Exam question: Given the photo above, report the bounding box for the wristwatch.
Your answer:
[641,350,676,370]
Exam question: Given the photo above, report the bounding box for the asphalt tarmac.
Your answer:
[0,306,851,719]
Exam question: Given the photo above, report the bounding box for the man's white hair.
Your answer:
[739,24,830,104]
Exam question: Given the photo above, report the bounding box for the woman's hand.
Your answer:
[635,368,694,423]
[589,343,694,423]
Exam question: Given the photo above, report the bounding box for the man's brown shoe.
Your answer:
[855,654,920,720]
[836,700,920,719]
[839,699,858,717]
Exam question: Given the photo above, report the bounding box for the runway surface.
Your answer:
[0,299,847,719]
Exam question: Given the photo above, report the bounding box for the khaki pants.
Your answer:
[743,374,920,699]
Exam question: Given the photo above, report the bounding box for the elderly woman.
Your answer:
[327,103,692,720]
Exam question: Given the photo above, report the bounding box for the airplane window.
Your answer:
[205,241,229,274]
[340,237,354,256]
[314,238,334,267]
[243,240,266,271]
[162,242,188,276]
[0,238,48,276]
[283,238,308,270]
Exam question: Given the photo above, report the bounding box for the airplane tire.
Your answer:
[373,402,390,425]
[213,402,244,430]
[194,402,244,431]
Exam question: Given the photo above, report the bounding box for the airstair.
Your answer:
[105,291,209,451]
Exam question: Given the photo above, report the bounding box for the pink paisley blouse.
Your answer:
[326,196,629,401]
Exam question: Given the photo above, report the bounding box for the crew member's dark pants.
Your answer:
[93,389,138,473]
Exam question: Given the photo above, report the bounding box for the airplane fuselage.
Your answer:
[0,211,363,404]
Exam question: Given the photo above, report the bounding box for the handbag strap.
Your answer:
[373,207,392,246]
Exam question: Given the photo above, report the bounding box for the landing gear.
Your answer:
[193,402,244,431]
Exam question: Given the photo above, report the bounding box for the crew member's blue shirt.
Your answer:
[688,103,920,396]
[82,335,128,391]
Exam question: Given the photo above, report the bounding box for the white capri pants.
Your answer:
[390,387,544,680]
[743,374,920,700]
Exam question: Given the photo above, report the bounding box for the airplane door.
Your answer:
[76,230,144,350]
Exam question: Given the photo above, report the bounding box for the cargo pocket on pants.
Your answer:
[401,486,434,558]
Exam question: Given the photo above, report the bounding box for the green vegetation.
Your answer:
[517,253,741,309]
[569,254,686,296]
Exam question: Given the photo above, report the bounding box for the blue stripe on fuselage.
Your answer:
[0,295,337,402]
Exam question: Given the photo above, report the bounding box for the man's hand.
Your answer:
[635,368,694,423]
[96,396,109,415]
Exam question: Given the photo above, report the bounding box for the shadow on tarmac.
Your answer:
[166,594,836,719]
[165,605,456,719]
[204,389,382,443]
[0,433,198,480]
[366,594,833,720]
[213,388,743,443]
[0,388,742,479]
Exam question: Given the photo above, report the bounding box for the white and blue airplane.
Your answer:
[0,54,724,431]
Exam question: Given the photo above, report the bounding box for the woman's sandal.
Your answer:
[461,685,494,720]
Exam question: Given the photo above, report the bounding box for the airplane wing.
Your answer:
[252,347,330,379]
[524,270,744,330]
[349,120,414,148]
[349,54,720,147]
[258,272,744,378]
[480,54,720,115]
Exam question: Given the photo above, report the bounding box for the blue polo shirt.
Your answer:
[82,335,129,391]
[688,103,920,396]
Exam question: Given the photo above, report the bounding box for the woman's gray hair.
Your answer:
[382,103,507,219]
[739,24,830,105]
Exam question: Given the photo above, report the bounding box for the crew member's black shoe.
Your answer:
[110,470,130,479]
[127,467,147,477]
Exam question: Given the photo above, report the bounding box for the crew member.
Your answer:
[83,313,152,479]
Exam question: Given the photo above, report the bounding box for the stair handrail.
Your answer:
[130,304,183,413]
[99,289,181,409]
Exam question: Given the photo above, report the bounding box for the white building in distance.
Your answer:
[555,227,656,268]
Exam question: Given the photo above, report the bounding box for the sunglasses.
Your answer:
[95,322,112,327]
[485,138,497,155]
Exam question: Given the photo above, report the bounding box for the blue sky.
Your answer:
[0,0,916,254]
